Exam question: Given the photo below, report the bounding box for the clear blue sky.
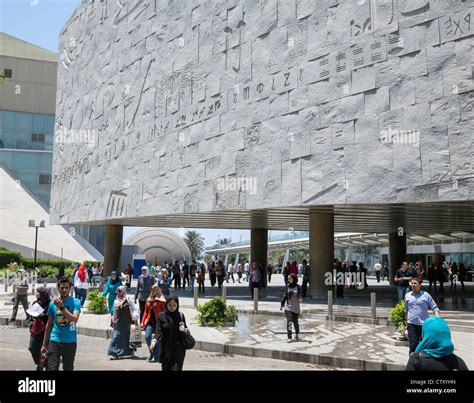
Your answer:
[0,0,80,52]
[0,0,290,248]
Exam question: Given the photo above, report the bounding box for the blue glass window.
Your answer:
[13,152,38,172]
[0,150,14,169]
[32,114,45,133]
[45,115,55,135]
[17,112,31,131]
[3,111,16,129]
[38,153,52,172]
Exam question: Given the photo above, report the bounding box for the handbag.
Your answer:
[182,330,195,350]
[179,313,195,350]
[29,318,45,337]
[130,324,142,348]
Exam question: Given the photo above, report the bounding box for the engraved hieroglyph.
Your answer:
[51,0,474,225]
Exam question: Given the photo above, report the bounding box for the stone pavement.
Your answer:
[1,282,473,371]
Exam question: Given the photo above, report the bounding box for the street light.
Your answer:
[28,219,45,271]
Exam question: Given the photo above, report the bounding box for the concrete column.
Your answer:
[309,209,334,297]
[388,232,407,286]
[103,225,123,278]
[250,228,268,268]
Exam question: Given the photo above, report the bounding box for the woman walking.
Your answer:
[28,287,50,370]
[141,285,166,362]
[280,273,302,343]
[73,263,89,307]
[102,271,122,324]
[151,295,190,371]
[108,286,139,360]
[249,261,262,298]
[135,266,155,324]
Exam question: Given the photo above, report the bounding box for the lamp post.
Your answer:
[29,219,45,272]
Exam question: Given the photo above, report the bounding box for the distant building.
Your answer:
[0,32,104,259]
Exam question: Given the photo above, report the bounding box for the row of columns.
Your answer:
[101,210,409,297]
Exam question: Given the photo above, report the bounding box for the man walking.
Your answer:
[301,260,310,298]
[395,262,412,302]
[9,268,30,323]
[374,261,382,283]
[41,277,81,370]
[405,277,440,354]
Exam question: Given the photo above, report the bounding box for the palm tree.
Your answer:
[183,230,205,260]
[214,238,232,248]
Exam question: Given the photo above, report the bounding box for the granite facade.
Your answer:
[51,0,474,224]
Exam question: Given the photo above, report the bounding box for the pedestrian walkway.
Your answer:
[1,287,472,371]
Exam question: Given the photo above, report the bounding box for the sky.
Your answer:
[0,0,81,52]
[0,0,291,248]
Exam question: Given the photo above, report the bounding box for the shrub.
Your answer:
[22,259,71,270]
[195,297,238,327]
[64,268,73,278]
[0,250,22,268]
[86,290,108,314]
[39,266,58,278]
[390,300,407,336]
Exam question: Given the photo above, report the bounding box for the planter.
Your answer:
[201,321,236,327]
[38,277,58,283]
[82,309,109,315]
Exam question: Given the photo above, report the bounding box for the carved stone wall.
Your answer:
[51,0,474,225]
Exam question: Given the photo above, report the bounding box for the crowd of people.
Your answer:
[5,255,470,373]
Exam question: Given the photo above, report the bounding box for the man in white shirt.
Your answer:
[227,263,235,283]
[374,262,382,283]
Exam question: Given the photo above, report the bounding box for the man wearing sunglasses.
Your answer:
[41,277,81,370]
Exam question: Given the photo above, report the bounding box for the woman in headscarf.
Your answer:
[73,263,89,307]
[134,266,155,324]
[280,273,302,343]
[249,261,262,298]
[151,295,189,371]
[108,286,139,360]
[28,287,50,370]
[141,284,166,362]
[102,271,123,323]
[406,316,469,370]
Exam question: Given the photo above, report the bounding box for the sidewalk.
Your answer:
[1,289,472,371]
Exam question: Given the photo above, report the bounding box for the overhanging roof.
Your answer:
[79,202,474,235]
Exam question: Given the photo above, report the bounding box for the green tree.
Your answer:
[183,230,205,259]
[214,238,232,247]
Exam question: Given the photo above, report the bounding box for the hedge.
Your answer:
[0,250,22,268]
[21,259,72,270]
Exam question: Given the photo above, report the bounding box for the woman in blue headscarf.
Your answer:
[102,272,122,319]
[406,316,468,370]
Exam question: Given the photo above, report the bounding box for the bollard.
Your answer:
[193,286,198,308]
[328,290,333,319]
[4,270,7,292]
[222,286,226,304]
[371,292,376,320]
[43,281,47,290]
[253,288,258,312]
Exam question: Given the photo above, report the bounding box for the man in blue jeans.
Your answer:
[41,277,81,371]
[395,262,412,302]
[405,277,440,354]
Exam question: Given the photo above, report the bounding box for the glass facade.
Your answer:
[0,110,54,206]
[0,110,54,151]
[0,149,52,205]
